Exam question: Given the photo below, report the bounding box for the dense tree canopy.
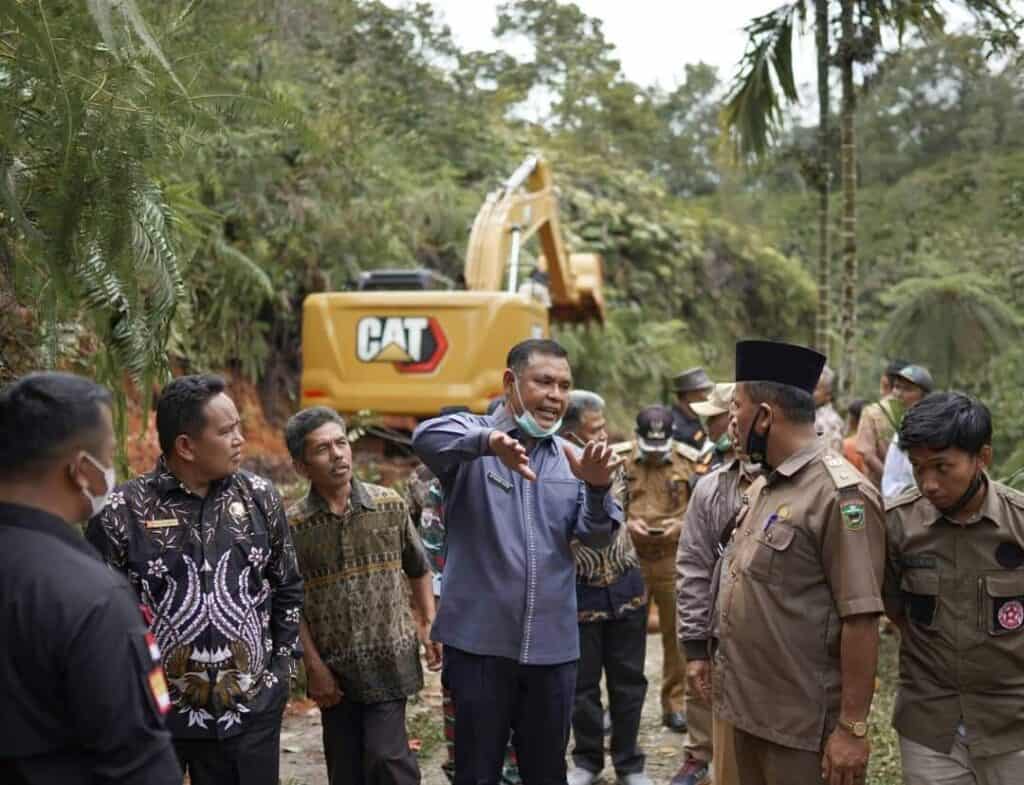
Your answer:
[2,1,1023,477]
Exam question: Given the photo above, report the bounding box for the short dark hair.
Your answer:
[847,398,866,424]
[899,392,991,455]
[745,381,816,425]
[0,372,112,478]
[506,339,568,375]
[156,374,227,455]
[285,406,346,462]
[885,358,911,383]
[561,390,605,434]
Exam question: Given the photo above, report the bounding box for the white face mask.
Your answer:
[81,452,116,517]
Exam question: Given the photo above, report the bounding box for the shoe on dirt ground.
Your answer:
[662,712,687,733]
[567,766,599,785]
[669,757,710,785]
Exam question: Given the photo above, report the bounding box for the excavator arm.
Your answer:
[464,154,605,324]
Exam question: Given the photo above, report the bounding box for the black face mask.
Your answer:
[939,467,985,518]
[745,408,771,468]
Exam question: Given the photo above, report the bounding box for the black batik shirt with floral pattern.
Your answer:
[86,458,304,740]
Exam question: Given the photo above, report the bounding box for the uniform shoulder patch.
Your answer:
[820,452,861,490]
[996,482,1024,512]
[610,440,635,456]
[884,486,922,513]
[674,441,702,463]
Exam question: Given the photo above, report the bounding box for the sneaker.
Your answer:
[617,772,652,785]
[568,767,599,785]
[662,712,688,733]
[669,757,710,785]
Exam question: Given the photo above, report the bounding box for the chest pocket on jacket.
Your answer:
[902,569,939,628]
[983,572,1024,636]
[746,522,796,585]
[539,479,581,533]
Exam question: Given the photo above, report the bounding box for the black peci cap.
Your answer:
[735,340,826,395]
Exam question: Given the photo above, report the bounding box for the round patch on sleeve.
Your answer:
[995,542,1024,569]
[997,599,1024,631]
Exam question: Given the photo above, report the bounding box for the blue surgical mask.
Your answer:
[512,378,563,439]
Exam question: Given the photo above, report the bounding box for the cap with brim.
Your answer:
[735,340,825,395]
[636,404,673,452]
[672,367,714,394]
[894,365,934,393]
[691,382,735,418]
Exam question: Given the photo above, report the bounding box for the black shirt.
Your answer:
[0,502,181,785]
[671,406,708,451]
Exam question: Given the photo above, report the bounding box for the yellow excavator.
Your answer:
[299,154,605,425]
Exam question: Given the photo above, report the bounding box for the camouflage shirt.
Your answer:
[288,478,430,704]
[86,458,303,739]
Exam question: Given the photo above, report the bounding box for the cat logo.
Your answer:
[356,316,448,373]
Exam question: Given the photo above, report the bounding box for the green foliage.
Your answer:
[723,2,804,160]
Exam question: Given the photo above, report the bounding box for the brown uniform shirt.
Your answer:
[624,443,701,563]
[715,442,885,752]
[884,478,1024,758]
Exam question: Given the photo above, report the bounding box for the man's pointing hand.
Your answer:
[489,430,536,481]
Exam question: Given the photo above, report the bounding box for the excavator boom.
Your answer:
[300,154,605,418]
[465,154,605,324]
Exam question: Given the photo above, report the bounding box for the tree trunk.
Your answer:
[839,0,857,397]
[814,0,830,355]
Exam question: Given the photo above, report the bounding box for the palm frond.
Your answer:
[722,2,806,161]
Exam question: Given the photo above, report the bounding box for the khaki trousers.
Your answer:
[683,686,713,762]
[711,713,738,785]
[640,555,686,715]
[900,734,1024,785]
[732,727,825,785]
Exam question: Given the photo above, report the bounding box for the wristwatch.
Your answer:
[838,717,869,738]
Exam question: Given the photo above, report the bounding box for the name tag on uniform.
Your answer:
[145,518,178,529]
[487,471,512,493]
[902,554,937,569]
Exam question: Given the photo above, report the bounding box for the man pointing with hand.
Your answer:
[413,338,622,785]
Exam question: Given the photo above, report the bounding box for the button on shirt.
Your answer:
[288,479,431,704]
[0,503,181,785]
[86,459,304,739]
[884,478,1024,758]
[715,443,885,752]
[412,406,623,664]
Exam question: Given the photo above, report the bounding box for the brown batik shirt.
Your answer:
[288,478,430,704]
[86,458,304,739]
[884,478,1024,758]
[715,443,885,752]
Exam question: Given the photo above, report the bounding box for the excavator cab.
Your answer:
[301,154,604,418]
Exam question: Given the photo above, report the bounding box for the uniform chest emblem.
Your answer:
[997,599,1024,631]
[776,504,791,521]
[841,502,865,531]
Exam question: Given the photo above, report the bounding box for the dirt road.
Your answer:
[280,632,687,785]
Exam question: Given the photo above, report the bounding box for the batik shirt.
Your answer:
[86,459,303,739]
[288,479,431,704]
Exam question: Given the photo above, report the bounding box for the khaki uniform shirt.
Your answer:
[884,479,1024,758]
[623,443,701,565]
[856,397,897,485]
[715,443,885,752]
